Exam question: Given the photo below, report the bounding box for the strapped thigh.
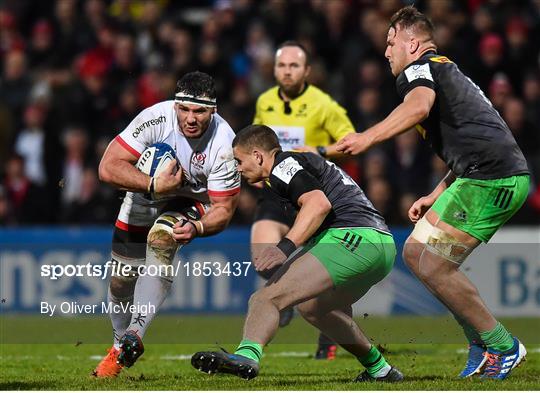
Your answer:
[410,215,473,265]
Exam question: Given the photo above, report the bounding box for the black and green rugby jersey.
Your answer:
[396,51,529,180]
[266,151,389,236]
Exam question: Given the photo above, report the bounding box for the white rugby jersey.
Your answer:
[115,100,240,205]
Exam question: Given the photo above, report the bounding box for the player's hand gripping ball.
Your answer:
[136,143,183,199]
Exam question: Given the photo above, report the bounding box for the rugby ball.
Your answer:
[136,143,179,177]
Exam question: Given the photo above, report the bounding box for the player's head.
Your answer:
[274,40,311,98]
[174,71,217,138]
[386,6,436,76]
[232,125,281,184]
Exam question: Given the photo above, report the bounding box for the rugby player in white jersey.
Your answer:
[93,71,240,377]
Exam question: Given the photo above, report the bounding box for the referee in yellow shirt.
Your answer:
[252,41,356,360]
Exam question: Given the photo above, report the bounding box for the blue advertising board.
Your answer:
[1,226,538,316]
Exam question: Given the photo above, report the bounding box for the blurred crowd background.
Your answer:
[1,0,539,227]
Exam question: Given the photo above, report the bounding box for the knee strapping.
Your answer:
[410,216,472,264]
[146,213,185,279]
[148,213,181,253]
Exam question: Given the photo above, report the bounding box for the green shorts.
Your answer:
[303,227,396,294]
[432,174,530,242]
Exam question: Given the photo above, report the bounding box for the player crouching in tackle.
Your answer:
[337,6,529,380]
[191,125,403,382]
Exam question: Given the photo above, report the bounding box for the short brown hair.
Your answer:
[233,125,281,152]
[389,6,435,41]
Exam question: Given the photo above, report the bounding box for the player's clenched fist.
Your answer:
[408,196,435,223]
[172,219,197,244]
[336,132,374,155]
[254,245,287,272]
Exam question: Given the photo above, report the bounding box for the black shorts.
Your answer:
[253,186,297,227]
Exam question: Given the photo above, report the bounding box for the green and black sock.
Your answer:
[480,322,514,352]
[235,339,263,363]
[358,345,391,378]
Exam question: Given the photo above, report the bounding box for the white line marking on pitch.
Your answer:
[89,351,311,361]
[6,349,537,362]
[159,352,310,360]
[266,351,310,357]
[161,355,192,360]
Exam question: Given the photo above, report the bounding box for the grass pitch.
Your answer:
[1,315,538,390]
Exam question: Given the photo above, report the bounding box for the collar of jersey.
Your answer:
[271,149,294,172]
[269,150,286,175]
[277,83,310,102]
[404,50,438,70]
[421,50,438,59]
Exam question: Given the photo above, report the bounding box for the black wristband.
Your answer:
[316,146,327,157]
[276,237,297,257]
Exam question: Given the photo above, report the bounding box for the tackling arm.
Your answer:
[285,190,332,246]
[325,138,354,158]
[298,138,355,158]
[252,188,331,272]
[367,86,435,145]
[337,86,436,154]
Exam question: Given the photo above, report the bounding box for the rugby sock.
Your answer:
[126,274,172,338]
[235,339,263,363]
[125,231,179,339]
[107,287,133,349]
[480,322,514,352]
[454,314,484,346]
[357,345,391,378]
